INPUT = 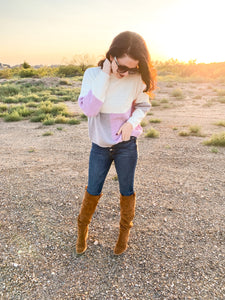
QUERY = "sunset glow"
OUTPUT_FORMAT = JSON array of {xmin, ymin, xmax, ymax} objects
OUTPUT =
[{"xmin": 1, "ymin": 0, "xmax": 225, "ymax": 65}]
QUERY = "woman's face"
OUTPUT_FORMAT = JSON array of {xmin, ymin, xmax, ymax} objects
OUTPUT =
[{"xmin": 110, "ymin": 54, "xmax": 139, "ymax": 79}]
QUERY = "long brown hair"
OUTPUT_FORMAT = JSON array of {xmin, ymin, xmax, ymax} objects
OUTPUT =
[{"xmin": 98, "ymin": 31, "xmax": 157, "ymax": 96}]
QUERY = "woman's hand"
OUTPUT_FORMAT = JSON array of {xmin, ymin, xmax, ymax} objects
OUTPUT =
[
  {"xmin": 102, "ymin": 58, "xmax": 112, "ymax": 75},
  {"xmin": 117, "ymin": 122, "xmax": 133, "ymax": 141}
]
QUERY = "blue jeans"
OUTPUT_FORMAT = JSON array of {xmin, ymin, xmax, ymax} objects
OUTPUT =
[{"xmin": 87, "ymin": 137, "xmax": 138, "ymax": 196}]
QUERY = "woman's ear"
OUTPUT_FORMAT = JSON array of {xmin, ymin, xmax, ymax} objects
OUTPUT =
[{"xmin": 109, "ymin": 55, "xmax": 113, "ymax": 62}]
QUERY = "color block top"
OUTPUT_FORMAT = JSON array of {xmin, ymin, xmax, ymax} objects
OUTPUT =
[{"xmin": 78, "ymin": 67, "xmax": 151, "ymax": 147}]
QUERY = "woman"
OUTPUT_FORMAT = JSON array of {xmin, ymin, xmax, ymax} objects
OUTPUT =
[{"xmin": 76, "ymin": 31, "xmax": 156, "ymax": 255}]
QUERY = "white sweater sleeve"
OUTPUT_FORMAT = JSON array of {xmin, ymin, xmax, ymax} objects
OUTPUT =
[
  {"xmin": 127, "ymin": 80, "xmax": 151, "ymax": 128},
  {"xmin": 78, "ymin": 68, "xmax": 110, "ymax": 117}
]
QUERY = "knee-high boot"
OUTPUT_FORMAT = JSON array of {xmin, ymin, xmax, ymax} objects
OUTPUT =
[
  {"xmin": 114, "ymin": 193, "xmax": 136, "ymax": 255},
  {"xmin": 76, "ymin": 188, "xmax": 102, "ymax": 254}
]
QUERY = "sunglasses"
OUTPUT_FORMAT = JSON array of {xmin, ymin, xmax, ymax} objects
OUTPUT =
[{"xmin": 114, "ymin": 57, "xmax": 139, "ymax": 74}]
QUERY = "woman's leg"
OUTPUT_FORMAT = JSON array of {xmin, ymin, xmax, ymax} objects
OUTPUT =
[
  {"xmin": 113, "ymin": 138, "xmax": 138, "ymax": 255},
  {"xmin": 76, "ymin": 143, "xmax": 113, "ymax": 254},
  {"xmin": 114, "ymin": 138, "xmax": 138, "ymax": 196},
  {"xmin": 87, "ymin": 143, "xmax": 113, "ymax": 195}
]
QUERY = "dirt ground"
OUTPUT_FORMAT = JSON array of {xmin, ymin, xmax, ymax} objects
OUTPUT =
[{"xmin": 1, "ymin": 79, "xmax": 225, "ymax": 299}]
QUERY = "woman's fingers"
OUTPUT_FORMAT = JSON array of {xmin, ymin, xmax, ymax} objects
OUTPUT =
[
  {"xmin": 117, "ymin": 122, "xmax": 133, "ymax": 141},
  {"xmin": 102, "ymin": 59, "xmax": 112, "ymax": 75}
]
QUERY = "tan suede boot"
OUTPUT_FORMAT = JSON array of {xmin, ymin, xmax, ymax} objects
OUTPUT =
[
  {"xmin": 76, "ymin": 188, "xmax": 102, "ymax": 254},
  {"xmin": 114, "ymin": 193, "xmax": 136, "ymax": 255}
]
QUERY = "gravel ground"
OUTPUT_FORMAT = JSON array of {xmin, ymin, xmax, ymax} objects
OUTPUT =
[{"xmin": 0, "ymin": 79, "xmax": 225, "ymax": 299}]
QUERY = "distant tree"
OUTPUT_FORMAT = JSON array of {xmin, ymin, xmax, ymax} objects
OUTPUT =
[
  {"xmin": 22, "ymin": 61, "xmax": 31, "ymax": 69},
  {"xmin": 71, "ymin": 54, "xmax": 97, "ymax": 71}
]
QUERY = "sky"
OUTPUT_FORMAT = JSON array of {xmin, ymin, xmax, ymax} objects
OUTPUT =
[{"xmin": 1, "ymin": 0, "xmax": 225, "ymax": 66}]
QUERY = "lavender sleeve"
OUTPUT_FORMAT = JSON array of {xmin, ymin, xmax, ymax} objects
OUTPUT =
[{"xmin": 78, "ymin": 68, "xmax": 110, "ymax": 117}]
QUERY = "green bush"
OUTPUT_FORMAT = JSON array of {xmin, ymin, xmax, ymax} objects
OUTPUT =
[
  {"xmin": 140, "ymin": 120, "xmax": 147, "ymax": 127},
  {"xmin": 80, "ymin": 113, "xmax": 88, "ymax": 121},
  {"xmin": 0, "ymin": 84, "xmax": 20, "ymax": 98},
  {"xmin": 42, "ymin": 131, "xmax": 53, "ymax": 136},
  {"xmin": 30, "ymin": 113, "xmax": 46, "ymax": 122},
  {"xmin": 145, "ymin": 127, "xmax": 160, "ymax": 138},
  {"xmin": 214, "ymin": 120, "xmax": 225, "ymax": 127},
  {"xmin": 57, "ymin": 65, "xmax": 84, "ymax": 77},
  {"xmin": 203, "ymin": 132, "xmax": 225, "ymax": 147},
  {"xmin": 22, "ymin": 61, "xmax": 31, "ymax": 69},
  {"xmin": 19, "ymin": 68, "xmax": 38, "ymax": 78},
  {"xmin": 3, "ymin": 96, "xmax": 20, "ymax": 104},
  {"xmin": 0, "ymin": 104, "xmax": 7, "ymax": 112},
  {"xmin": 4, "ymin": 111, "xmax": 22, "ymax": 122},
  {"xmin": 217, "ymin": 89, "xmax": 225, "ymax": 96},
  {"xmin": 0, "ymin": 69, "xmax": 13, "ymax": 79},
  {"xmin": 42, "ymin": 115, "xmax": 55, "ymax": 125},
  {"xmin": 55, "ymin": 115, "xmax": 69, "ymax": 124},
  {"xmin": 171, "ymin": 88, "xmax": 183, "ymax": 99},
  {"xmin": 189, "ymin": 125, "xmax": 202, "ymax": 135},
  {"xmin": 151, "ymin": 100, "xmax": 160, "ymax": 107},
  {"xmin": 67, "ymin": 118, "xmax": 81, "ymax": 125},
  {"xmin": 150, "ymin": 118, "xmax": 161, "ymax": 123},
  {"xmin": 179, "ymin": 131, "xmax": 190, "ymax": 136}
]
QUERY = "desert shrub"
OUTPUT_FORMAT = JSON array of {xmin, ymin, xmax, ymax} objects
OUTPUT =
[
  {"xmin": 3, "ymin": 96, "xmax": 20, "ymax": 104},
  {"xmin": 189, "ymin": 125, "xmax": 202, "ymax": 136},
  {"xmin": 217, "ymin": 89, "xmax": 225, "ymax": 96},
  {"xmin": 80, "ymin": 113, "xmax": 88, "ymax": 121},
  {"xmin": 179, "ymin": 131, "xmax": 190, "ymax": 136},
  {"xmin": 171, "ymin": 88, "xmax": 183, "ymax": 99},
  {"xmin": 30, "ymin": 114, "xmax": 46, "ymax": 122},
  {"xmin": 150, "ymin": 118, "xmax": 161, "ymax": 123},
  {"xmin": 38, "ymin": 101, "xmax": 54, "ymax": 114},
  {"xmin": 42, "ymin": 115, "xmax": 55, "ymax": 125},
  {"xmin": 59, "ymin": 79, "xmax": 70, "ymax": 85},
  {"xmin": 160, "ymin": 98, "xmax": 169, "ymax": 103},
  {"xmin": 36, "ymin": 67, "xmax": 58, "ymax": 77},
  {"xmin": 57, "ymin": 65, "xmax": 84, "ymax": 77},
  {"xmin": 61, "ymin": 95, "xmax": 72, "ymax": 101},
  {"xmin": 51, "ymin": 103, "xmax": 70, "ymax": 116},
  {"xmin": 140, "ymin": 120, "xmax": 147, "ymax": 127},
  {"xmin": 151, "ymin": 100, "xmax": 160, "ymax": 107},
  {"xmin": 25, "ymin": 94, "xmax": 41, "ymax": 102},
  {"xmin": 0, "ymin": 69, "xmax": 13, "ymax": 79},
  {"xmin": 4, "ymin": 111, "xmax": 22, "ymax": 122},
  {"xmin": 67, "ymin": 118, "xmax": 81, "ymax": 125},
  {"xmin": 179, "ymin": 125, "xmax": 204, "ymax": 137},
  {"xmin": 13, "ymin": 105, "xmax": 33, "ymax": 117},
  {"xmin": 42, "ymin": 131, "xmax": 53, "ymax": 136},
  {"xmin": 0, "ymin": 104, "xmax": 7, "ymax": 112},
  {"xmin": 47, "ymin": 96, "xmax": 60, "ymax": 103},
  {"xmin": 53, "ymin": 89, "xmax": 69, "ymax": 96},
  {"xmin": 29, "ymin": 84, "xmax": 46, "ymax": 93},
  {"xmin": 0, "ymin": 84, "xmax": 20, "ymax": 98},
  {"xmin": 145, "ymin": 127, "xmax": 160, "ymax": 138},
  {"xmin": 22, "ymin": 61, "xmax": 31, "ymax": 69},
  {"xmin": 19, "ymin": 68, "xmax": 38, "ymax": 78},
  {"xmin": 214, "ymin": 120, "xmax": 225, "ymax": 127},
  {"xmin": 211, "ymin": 147, "xmax": 219, "ymax": 153},
  {"xmin": 54, "ymin": 115, "xmax": 69, "ymax": 124},
  {"xmin": 217, "ymin": 97, "xmax": 225, "ymax": 104},
  {"xmin": 7, "ymin": 104, "xmax": 34, "ymax": 117},
  {"xmin": 203, "ymin": 132, "xmax": 225, "ymax": 147}
]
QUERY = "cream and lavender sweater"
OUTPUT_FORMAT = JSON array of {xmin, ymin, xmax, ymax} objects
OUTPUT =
[{"xmin": 78, "ymin": 67, "xmax": 151, "ymax": 147}]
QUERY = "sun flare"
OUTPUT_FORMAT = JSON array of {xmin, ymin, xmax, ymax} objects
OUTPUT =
[{"xmin": 134, "ymin": 0, "xmax": 225, "ymax": 63}]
